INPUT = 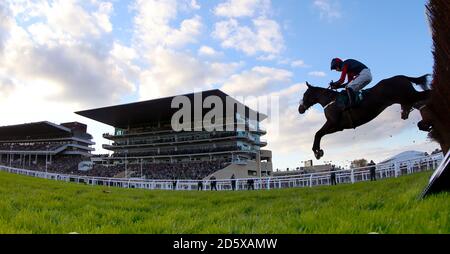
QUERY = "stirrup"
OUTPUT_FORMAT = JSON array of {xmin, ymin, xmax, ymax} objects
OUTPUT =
[{"xmin": 346, "ymin": 88, "xmax": 355, "ymax": 108}]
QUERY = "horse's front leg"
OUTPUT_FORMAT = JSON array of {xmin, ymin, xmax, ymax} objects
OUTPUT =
[{"xmin": 312, "ymin": 121, "xmax": 338, "ymax": 160}]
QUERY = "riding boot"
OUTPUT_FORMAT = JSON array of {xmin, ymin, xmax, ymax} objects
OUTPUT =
[
  {"xmin": 346, "ymin": 88, "xmax": 355, "ymax": 110},
  {"xmin": 335, "ymin": 91, "xmax": 346, "ymax": 111}
]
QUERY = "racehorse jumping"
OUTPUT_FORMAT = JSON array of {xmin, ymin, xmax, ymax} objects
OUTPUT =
[{"xmin": 298, "ymin": 75, "xmax": 431, "ymax": 160}]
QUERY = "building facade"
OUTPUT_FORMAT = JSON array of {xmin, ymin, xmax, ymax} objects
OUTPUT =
[
  {"xmin": 77, "ymin": 90, "xmax": 273, "ymax": 179},
  {"xmin": 0, "ymin": 121, "xmax": 94, "ymax": 170}
]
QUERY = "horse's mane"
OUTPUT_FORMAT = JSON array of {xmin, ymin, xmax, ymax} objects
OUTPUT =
[{"xmin": 309, "ymin": 86, "xmax": 339, "ymax": 95}]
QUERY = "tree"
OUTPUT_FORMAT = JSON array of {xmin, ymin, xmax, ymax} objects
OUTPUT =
[
  {"xmin": 431, "ymin": 148, "xmax": 442, "ymax": 155},
  {"xmin": 350, "ymin": 159, "xmax": 368, "ymax": 169}
]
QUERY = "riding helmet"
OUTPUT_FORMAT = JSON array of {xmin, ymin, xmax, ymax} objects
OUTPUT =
[{"xmin": 331, "ymin": 58, "xmax": 343, "ymax": 70}]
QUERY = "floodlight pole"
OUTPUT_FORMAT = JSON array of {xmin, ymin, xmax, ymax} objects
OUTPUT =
[
  {"xmin": 140, "ymin": 158, "xmax": 143, "ymax": 179},
  {"xmin": 125, "ymin": 150, "xmax": 128, "ymax": 179},
  {"xmin": 45, "ymin": 145, "xmax": 49, "ymax": 177},
  {"xmin": 45, "ymin": 152, "xmax": 47, "ymax": 176},
  {"xmin": 9, "ymin": 145, "xmax": 13, "ymax": 167}
]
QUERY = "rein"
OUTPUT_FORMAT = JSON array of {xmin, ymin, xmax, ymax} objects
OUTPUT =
[
  {"xmin": 318, "ymin": 85, "xmax": 338, "ymax": 108},
  {"xmin": 300, "ymin": 84, "xmax": 339, "ymax": 111}
]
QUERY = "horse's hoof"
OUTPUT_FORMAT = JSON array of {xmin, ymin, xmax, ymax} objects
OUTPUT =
[
  {"xmin": 418, "ymin": 121, "xmax": 432, "ymax": 132},
  {"xmin": 314, "ymin": 150, "xmax": 324, "ymax": 160},
  {"xmin": 401, "ymin": 112, "xmax": 409, "ymax": 120},
  {"xmin": 298, "ymin": 105, "xmax": 306, "ymax": 114}
]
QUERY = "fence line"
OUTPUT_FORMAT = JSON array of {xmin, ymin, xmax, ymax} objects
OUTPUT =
[{"xmin": 0, "ymin": 153, "xmax": 444, "ymax": 192}]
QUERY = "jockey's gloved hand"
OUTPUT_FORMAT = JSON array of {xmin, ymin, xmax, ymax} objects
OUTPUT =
[{"xmin": 330, "ymin": 81, "xmax": 341, "ymax": 90}]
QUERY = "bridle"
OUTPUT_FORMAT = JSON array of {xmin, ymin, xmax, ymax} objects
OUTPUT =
[{"xmin": 300, "ymin": 84, "xmax": 336, "ymax": 111}]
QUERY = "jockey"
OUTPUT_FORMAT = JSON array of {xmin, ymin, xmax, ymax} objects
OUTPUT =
[{"xmin": 330, "ymin": 58, "xmax": 372, "ymax": 109}]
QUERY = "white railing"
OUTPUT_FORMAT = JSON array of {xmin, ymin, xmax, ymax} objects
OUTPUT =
[{"xmin": 0, "ymin": 153, "xmax": 444, "ymax": 191}]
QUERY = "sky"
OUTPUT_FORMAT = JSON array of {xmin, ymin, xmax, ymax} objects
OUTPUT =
[{"xmin": 0, "ymin": 0, "xmax": 439, "ymax": 170}]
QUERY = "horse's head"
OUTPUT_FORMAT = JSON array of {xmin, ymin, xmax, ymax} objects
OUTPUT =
[{"xmin": 298, "ymin": 82, "xmax": 320, "ymax": 114}]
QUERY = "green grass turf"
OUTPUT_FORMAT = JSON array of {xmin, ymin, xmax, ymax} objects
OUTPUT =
[{"xmin": 0, "ymin": 170, "xmax": 448, "ymax": 234}]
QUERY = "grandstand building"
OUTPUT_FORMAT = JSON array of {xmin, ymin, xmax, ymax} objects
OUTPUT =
[
  {"xmin": 76, "ymin": 89, "xmax": 273, "ymax": 180},
  {"xmin": 0, "ymin": 121, "xmax": 94, "ymax": 171}
]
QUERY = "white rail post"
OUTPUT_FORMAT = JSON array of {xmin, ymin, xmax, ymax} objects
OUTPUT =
[
  {"xmin": 394, "ymin": 163, "xmax": 400, "ymax": 178},
  {"xmin": 351, "ymin": 169, "xmax": 355, "ymax": 184}
]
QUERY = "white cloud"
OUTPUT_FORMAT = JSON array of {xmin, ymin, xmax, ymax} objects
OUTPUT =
[
  {"xmin": 132, "ymin": 0, "xmax": 235, "ymax": 100},
  {"xmin": 214, "ymin": 0, "xmax": 271, "ymax": 18},
  {"xmin": 313, "ymin": 0, "xmax": 342, "ymax": 20},
  {"xmin": 110, "ymin": 42, "xmax": 138, "ymax": 63},
  {"xmin": 291, "ymin": 60, "xmax": 309, "ymax": 68},
  {"xmin": 0, "ymin": 2, "xmax": 13, "ymax": 52},
  {"xmin": 198, "ymin": 46, "xmax": 223, "ymax": 58},
  {"xmin": 21, "ymin": 0, "xmax": 114, "ymax": 45},
  {"xmin": 139, "ymin": 48, "xmax": 242, "ymax": 99},
  {"xmin": 212, "ymin": 0, "xmax": 284, "ymax": 57},
  {"xmin": 257, "ymin": 54, "xmax": 278, "ymax": 61},
  {"xmin": 0, "ymin": 0, "xmax": 137, "ymax": 109},
  {"xmin": 308, "ymin": 71, "xmax": 327, "ymax": 77},
  {"xmin": 189, "ymin": 0, "xmax": 201, "ymax": 10},
  {"xmin": 213, "ymin": 17, "xmax": 284, "ymax": 56},
  {"xmin": 132, "ymin": 0, "xmax": 202, "ymax": 49},
  {"xmin": 93, "ymin": 2, "xmax": 114, "ymax": 33},
  {"xmin": 0, "ymin": 0, "xmax": 140, "ymax": 155},
  {"xmin": 0, "ymin": 75, "xmax": 15, "ymax": 97},
  {"xmin": 0, "ymin": 80, "xmax": 115, "ymax": 155},
  {"xmin": 133, "ymin": 0, "xmax": 255, "ymax": 104},
  {"xmin": 221, "ymin": 66, "xmax": 292, "ymax": 96},
  {"xmin": 5, "ymin": 45, "xmax": 136, "ymax": 107}
]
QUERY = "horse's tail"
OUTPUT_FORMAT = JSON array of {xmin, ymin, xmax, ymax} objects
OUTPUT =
[{"xmin": 405, "ymin": 74, "xmax": 432, "ymax": 90}]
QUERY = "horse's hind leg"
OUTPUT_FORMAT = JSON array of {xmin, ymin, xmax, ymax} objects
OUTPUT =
[
  {"xmin": 417, "ymin": 106, "xmax": 433, "ymax": 132},
  {"xmin": 312, "ymin": 121, "xmax": 341, "ymax": 160},
  {"xmin": 401, "ymin": 104, "xmax": 413, "ymax": 120},
  {"xmin": 401, "ymin": 89, "xmax": 430, "ymax": 120}
]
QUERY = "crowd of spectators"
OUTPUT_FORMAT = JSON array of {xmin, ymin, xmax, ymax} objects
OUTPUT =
[
  {"xmin": 105, "ymin": 125, "xmax": 173, "ymax": 137},
  {"xmin": 128, "ymin": 160, "xmax": 230, "ymax": 180},
  {"xmin": 0, "ymin": 142, "xmax": 64, "ymax": 152},
  {"xmin": 0, "ymin": 156, "xmax": 229, "ymax": 180},
  {"xmin": 1, "ymin": 133, "xmax": 72, "ymax": 141},
  {"xmin": 1, "ymin": 156, "xmax": 84, "ymax": 174},
  {"xmin": 108, "ymin": 132, "xmax": 238, "ymax": 146},
  {"xmin": 111, "ymin": 132, "xmax": 240, "ymax": 147},
  {"xmin": 112, "ymin": 145, "xmax": 241, "ymax": 158}
]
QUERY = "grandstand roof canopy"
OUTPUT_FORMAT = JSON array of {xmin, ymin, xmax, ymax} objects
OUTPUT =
[
  {"xmin": 379, "ymin": 151, "xmax": 427, "ymax": 164},
  {"xmin": 0, "ymin": 121, "xmax": 72, "ymax": 141},
  {"xmin": 76, "ymin": 89, "xmax": 267, "ymax": 129}
]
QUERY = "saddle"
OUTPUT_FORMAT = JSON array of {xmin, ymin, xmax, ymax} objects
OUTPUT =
[
  {"xmin": 335, "ymin": 90, "xmax": 368, "ymax": 129},
  {"xmin": 336, "ymin": 90, "xmax": 367, "ymax": 108}
]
